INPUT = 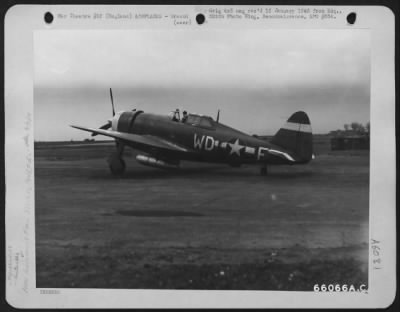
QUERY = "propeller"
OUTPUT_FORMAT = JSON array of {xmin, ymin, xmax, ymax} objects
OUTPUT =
[
  {"xmin": 216, "ymin": 109, "xmax": 220, "ymax": 123},
  {"xmin": 110, "ymin": 87, "xmax": 115, "ymax": 117},
  {"xmin": 91, "ymin": 88, "xmax": 115, "ymax": 136}
]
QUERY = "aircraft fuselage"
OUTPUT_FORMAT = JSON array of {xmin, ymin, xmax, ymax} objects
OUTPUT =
[{"xmin": 114, "ymin": 111, "xmax": 298, "ymax": 166}]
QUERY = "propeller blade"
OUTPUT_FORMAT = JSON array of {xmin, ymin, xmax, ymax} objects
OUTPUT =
[
  {"xmin": 92, "ymin": 88, "xmax": 115, "ymax": 137},
  {"xmin": 91, "ymin": 122, "xmax": 111, "ymax": 136},
  {"xmin": 110, "ymin": 88, "xmax": 115, "ymax": 116},
  {"xmin": 99, "ymin": 122, "xmax": 111, "ymax": 130},
  {"xmin": 216, "ymin": 109, "xmax": 220, "ymax": 123}
]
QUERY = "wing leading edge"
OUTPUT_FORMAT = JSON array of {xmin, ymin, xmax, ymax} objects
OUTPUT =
[{"xmin": 70, "ymin": 125, "xmax": 191, "ymax": 153}]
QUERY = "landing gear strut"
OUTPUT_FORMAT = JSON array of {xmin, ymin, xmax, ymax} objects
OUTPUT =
[
  {"xmin": 108, "ymin": 153, "xmax": 126, "ymax": 175},
  {"xmin": 107, "ymin": 141, "xmax": 126, "ymax": 176},
  {"xmin": 260, "ymin": 164, "xmax": 268, "ymax": 176}
]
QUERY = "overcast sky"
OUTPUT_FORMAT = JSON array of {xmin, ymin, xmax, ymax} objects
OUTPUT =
[{"xmin": 34, "ymin": 29, "xmax": 370, "ymax": 141}]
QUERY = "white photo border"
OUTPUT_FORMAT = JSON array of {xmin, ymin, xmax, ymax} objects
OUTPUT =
[{"xmin": 4, "ymin": 4, "xmax": 396, "ymax": 308}]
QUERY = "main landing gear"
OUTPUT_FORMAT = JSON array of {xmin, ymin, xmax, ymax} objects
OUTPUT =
[
  {"xmin": 260, "ymin": 164, "xmax": 268, "ymax": 176},
  {"xmin": 108, "ymin": 153, "xmax": 126, "ymax": 175},
  {"xmin": 107, "ymin": 142, "xmax": 126, "ymax": 176}
]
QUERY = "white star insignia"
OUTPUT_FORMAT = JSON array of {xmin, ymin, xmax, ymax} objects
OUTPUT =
[{"xmin": 228, "ymin": 139, "xmax": 244, "ymax": 156}]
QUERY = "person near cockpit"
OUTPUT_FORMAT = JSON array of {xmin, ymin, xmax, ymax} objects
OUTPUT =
[{"xmin": 168, "ymin": 109, "xmax": 180, "ymax": 122}]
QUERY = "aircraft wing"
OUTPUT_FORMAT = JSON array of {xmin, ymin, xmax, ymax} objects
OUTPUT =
[{"xmin": 70, "ymin": 125, "xmax": 192, "ymax": 153}]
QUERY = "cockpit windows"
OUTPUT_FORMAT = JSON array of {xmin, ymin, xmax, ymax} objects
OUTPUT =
[
  {"xmin": 186, "ymin": 115, "xmax": 214, "ymax": 129},
  {"xmin": 186, "ymin": 115, "xmax": 201, "ymax": 125},
  {"xmin": 199, "ymin": 117, "xmax": 213, "ymax": 128}
]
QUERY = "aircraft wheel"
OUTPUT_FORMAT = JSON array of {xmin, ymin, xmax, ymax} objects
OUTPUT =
[
  {"xmin": 260, "ymin": 166, "xmax": 268, "ymax": 176},
  {"xmin": 108, "ymin": 154, "xmax": 126, "ymax": 176}
]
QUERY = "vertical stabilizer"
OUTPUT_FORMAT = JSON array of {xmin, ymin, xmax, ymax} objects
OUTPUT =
[{"xmin": 271, "ymin": 111, "xmax": 313, "ymax": 162}]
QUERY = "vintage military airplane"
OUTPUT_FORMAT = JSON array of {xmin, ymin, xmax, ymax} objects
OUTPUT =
[{"xmin": 71, "ymin": 89, "xmax": 313, "ymax": 176}]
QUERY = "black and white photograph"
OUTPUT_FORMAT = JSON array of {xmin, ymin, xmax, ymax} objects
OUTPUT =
[
  {"xmin": 5, "ymin": 5, "xmax": 396, "ymax": 309},
  {"xmin": 34, "ymin": 27, "xmax": 371, "ymax": 289}
]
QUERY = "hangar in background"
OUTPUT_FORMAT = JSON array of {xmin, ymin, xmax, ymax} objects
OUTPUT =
[{"xmin": 330, "ymin": 135, "xmax": 370, "ymax": 151}]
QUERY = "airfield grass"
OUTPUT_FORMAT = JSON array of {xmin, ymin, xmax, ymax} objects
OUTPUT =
[{"xmin": 35, "ymin": 140, "xmax": 369, "ymax": 290}]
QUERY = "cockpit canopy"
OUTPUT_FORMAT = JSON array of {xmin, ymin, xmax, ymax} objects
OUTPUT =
[{"xmin": 186, "ymin": 114, "xmax": 215, "ymax": 128}]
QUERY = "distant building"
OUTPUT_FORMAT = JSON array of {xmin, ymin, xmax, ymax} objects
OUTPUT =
[{"xmin": 330, "ymin": 135, "xmax": 369, "ymax": 150}]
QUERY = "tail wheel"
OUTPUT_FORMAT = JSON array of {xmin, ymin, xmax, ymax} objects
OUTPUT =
[
  {"xmin": 108, "ymin": 153, "xmax": 126, "ymax": 176},
  {"xmin": 260, "ymin": 166, "xmax": 268, "ymax": 176}
]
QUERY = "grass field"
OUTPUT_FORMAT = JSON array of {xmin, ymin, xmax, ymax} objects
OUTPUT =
[{"xmin": 35, "ymin": 138, "xmax": 369, "ymax": 290}]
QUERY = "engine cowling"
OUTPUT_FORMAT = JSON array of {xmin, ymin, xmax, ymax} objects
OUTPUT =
[{"xmin": 112, "ymin": 110, "xmax": 143, "ymax": 132}]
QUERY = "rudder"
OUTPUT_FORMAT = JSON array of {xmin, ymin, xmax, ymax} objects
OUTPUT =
[{"xmin": 271, "ymin": 111, "xmax": 313, "ymax": 162}]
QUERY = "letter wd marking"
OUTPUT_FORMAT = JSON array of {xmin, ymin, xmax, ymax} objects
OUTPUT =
[
  {"xmin": 205, "ymin": 136, "xmax": 215, "ymax": 151},
  {"xmin": 194, "ymin": 133, "xmax": 205, "ymax": 149}
]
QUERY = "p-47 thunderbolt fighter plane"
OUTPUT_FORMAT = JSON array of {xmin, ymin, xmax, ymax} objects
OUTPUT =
[{"xmin": 71, "ymin": 89, "xmax": 313, "ymax": 176}]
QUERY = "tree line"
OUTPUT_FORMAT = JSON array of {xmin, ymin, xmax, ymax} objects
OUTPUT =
[{"xmin": 330, "ymin": 122, "xmax": 370, "ymax": 136}]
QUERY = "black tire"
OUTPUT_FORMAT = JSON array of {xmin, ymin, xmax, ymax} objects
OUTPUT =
[
  {"xmin": 260, "ymin": 166, "xmax": 268, "ymax": 176},
  {"xmin": 108, "ymin": 154, "xmax": 126, "ymax": 176}
]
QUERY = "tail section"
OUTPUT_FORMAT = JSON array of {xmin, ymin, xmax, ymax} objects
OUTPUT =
[{"xmin": 271, "ymin": 111, "xmax": 313, "ymax": 163}]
